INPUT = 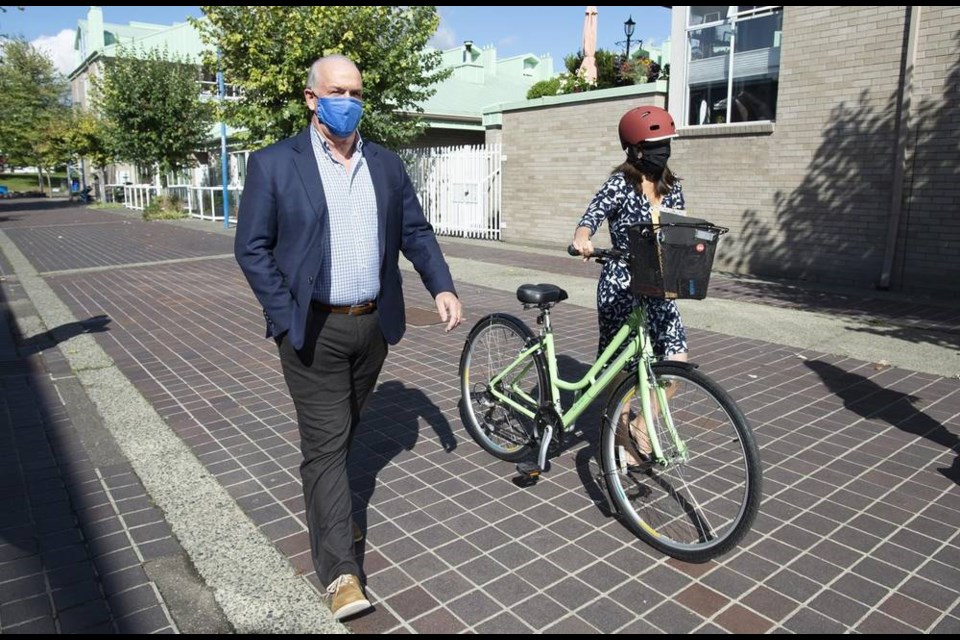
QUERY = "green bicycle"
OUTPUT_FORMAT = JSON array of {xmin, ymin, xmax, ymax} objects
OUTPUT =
[{"xmin": 458, "ymin": 225, "xmax": 762, "ymax": 563}]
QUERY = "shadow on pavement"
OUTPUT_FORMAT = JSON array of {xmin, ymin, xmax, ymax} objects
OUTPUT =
[
  {"xmin": 349, "ymin": 379, "xmax": 457, "ymax": 555},
  {"xmin": 18, "ymin": 316, "xmax": 112, "ymax": 356},
  {"xmin": 0, "ymin": 199, "xmax": 85, "ymax": 215},
  {"xmin": 0, "ymin": 282, "xmax": 147, "ymax": 631},
  {"xmin": 805, "ymin": 359, "xmax": 959, "ymax": 485}
]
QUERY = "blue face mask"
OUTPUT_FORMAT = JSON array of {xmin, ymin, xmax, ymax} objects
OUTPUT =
[{"xmin": 316, "ymin": 96, "xmax": 364, "ymax": 138}]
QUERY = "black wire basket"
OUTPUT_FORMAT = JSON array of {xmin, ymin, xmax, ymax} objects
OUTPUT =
[{"xmin": 627, "ymin": 211, "xmax": 728, "ymax": 300}]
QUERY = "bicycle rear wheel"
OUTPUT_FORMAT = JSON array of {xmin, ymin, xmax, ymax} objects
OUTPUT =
[
  {"xmin": 601, "ymin": 363, "xmax": 762, "ymax": 562},
  {"xmin": 459, "ymin": 314, "xmax": 547, "ymax": 462}
]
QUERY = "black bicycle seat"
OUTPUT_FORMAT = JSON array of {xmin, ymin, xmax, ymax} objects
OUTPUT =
[{"xmin": 517, "ymin": 284, "xmax": 568, "ymax": 305}]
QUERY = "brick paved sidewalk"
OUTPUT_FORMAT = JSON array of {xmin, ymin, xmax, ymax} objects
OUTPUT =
[
  {"xmin": 2, "ymin": 201, "xmax": 958, "ymax": 633},
  {"xmin": 1, "ymin": 251, "xmax": 181, "ymax": 633}
]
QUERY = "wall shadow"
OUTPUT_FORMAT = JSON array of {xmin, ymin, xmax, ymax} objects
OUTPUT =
[
  {"xmin": 0, "ymin": 280, "xmax": 150, "ymax": 631},
  {"xmin": 804, "ymin": 359, "xmax": 958, "ymax": 485},
  {"xmin": 734, "ymin": 16, "xmax": 960, "ymax": 323}
]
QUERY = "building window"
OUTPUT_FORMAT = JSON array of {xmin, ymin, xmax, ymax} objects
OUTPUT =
[{"xmin": 686, "ymin": 6, "xmax": 782, "ymax": 125}]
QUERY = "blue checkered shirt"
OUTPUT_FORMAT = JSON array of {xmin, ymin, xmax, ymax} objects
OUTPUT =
[{"xmin": 309, "ymin": 126, "xmax": 380, "ymax": 305}]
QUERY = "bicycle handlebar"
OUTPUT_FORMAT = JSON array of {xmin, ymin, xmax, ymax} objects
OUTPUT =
[
  {"xmin": 568, "ymin": 221, "xmax": 729, "ymax": 264},
  {"xmin": 567, "ymin": 244, "xmax": 624, "ymax": 263}
]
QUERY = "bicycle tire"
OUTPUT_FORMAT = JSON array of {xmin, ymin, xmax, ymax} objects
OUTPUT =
[
  {"xmin": 601, "ymin": 362, "xmax": 762, "ymax": 562},
  {"xmin": 458, "ymin": 314, "xmax": 548, "ymax": 462}
]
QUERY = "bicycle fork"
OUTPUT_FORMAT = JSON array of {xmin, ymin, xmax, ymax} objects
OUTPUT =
[{"xmin": 637, "ymin": 359, "xmax": 688, "ymax": 464}]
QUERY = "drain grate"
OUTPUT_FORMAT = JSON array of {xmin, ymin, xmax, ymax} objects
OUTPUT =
[{"xmin": 405, "ymin": 306, "xmax": 443, "ymax": 327}]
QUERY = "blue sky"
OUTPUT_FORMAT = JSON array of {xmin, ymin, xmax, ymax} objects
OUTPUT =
[{"xmin": 2, "ymin": 6, "xmax": 672, "ymax": 75}]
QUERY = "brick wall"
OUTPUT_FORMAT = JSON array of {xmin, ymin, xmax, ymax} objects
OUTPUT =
[
  {"xmin": 492, "ymin": 7, "xmax": 959, "ymax": 295},
  {"xmin": 498, "ymin": 91, "xmax": 667, "ymax": 249},
  {"xmin": 897, "ymin": 6, "xmax": 960, "ymax": 294},
  {"xmin": 675, "ymin": 6, "xmax": 910, "ymax": 289}
]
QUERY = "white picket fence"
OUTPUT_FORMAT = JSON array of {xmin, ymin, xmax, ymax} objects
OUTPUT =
[
  {"xmin": 403, "ymin": 144, "xmax": 502, "ymax": 240},
  {"xmin": 103, "ymin": 145, "xmax": 502, "ymax": 237}
]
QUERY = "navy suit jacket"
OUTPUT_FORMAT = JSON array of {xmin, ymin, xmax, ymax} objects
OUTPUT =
[{"xmin": 235, "ymin": 127, "xmax": 456, "ymax": 351}]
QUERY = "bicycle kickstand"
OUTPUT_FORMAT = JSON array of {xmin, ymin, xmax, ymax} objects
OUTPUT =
[{"xmin": 514, "ymin": 423, "xmax": 553, "ymax": 487}]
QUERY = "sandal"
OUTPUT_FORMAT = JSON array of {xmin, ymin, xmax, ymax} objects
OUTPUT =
[{"xmin": 615, "ymin": 411, "xmax": 653, "ymax": 469}]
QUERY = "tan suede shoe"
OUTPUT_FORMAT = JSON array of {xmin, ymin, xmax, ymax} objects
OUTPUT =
[{"xmin": 326, "ymin": 574, "xmax": 372, "ymax": 620}]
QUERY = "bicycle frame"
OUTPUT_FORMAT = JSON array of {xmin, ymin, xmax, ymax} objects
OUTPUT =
[{"xmin": 486, "ymin": 306, "xmax": 685, "ymax": 463}]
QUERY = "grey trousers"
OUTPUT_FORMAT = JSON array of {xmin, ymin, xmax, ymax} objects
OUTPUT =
[{"xmin": 278, "ymin": 307, "xmax": 387, "ymax": 587}]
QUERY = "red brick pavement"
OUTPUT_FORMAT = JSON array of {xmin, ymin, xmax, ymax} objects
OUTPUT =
[{"xmin": 2, "ymin": 203, "xmax": 958, "ymax": 633}]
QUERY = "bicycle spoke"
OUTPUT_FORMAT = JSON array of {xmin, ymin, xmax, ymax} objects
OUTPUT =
[
  {"xmin": 602, "ymin": 365, "xmax": 761, "ymax": 562},
  {"xmin": 460, "ymin": 317, "xmax": 544, "ymax": 462}
]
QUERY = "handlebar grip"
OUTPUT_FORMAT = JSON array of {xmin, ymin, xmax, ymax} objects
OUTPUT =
[{"xmin": 567, "ymin": 244, "xmax": 581, "ymax": 257}]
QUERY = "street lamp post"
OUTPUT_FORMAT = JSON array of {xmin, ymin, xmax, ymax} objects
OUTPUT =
[
  {"xmin": 624, "ymin": 15, "xmax": 636, "ymax": 59},
  {"xmin": 217, "ymin": 49, "xmax": 230, "ymax": 229}
]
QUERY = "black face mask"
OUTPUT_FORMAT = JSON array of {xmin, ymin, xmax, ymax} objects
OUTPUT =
[{"xmin": 628, "ymin": 140, "xmax": 671, "ymax": 176}]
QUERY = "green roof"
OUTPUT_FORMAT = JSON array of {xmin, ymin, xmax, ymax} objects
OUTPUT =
[{"xmin": 414, "ymin": 45, "xmax": 554, "ymax": 125}]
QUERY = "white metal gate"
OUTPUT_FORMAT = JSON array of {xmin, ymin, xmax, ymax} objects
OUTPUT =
[{"xmin": 402, "ymin": 144, "xmax": 502, "ymax": 240}]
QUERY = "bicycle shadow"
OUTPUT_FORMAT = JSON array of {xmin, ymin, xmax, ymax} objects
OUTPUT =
[
  {"xmin": 555, "ymin": 354, "xmax": 619, "ymax": 516},
  {"xmin": 347, "ymin": 379, "xmax": 457, "ymax": 576},
  {"xmin": 554, "ymin": 353, "xmax": 605, "ymax": 441},
  {"xmin": 805, "ymin": 360, "xmax": 959, "ymax": 486}
]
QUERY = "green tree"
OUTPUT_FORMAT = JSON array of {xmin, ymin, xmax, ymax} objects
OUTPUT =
[
  {"xmin": 59, "ymin": 107, "xmax": 114, "ymax": 192},
  {"xmin": 193, "ymin": 6, "xmax": 450, "ymax": 149},
  {"xmin": 0, "ymin": 38, "xmax": 67, "ymax": 190},
  {"xmin": 96, "ymin": 45, "xmax": 213, "ymax": 190},
  {"xmin": 36, "ymin": 118, "xmax": 73, "ymax": 189}
]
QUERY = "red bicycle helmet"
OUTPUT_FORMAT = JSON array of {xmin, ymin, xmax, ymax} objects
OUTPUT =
[{"xmin": 618, "ymin": 105, "xmax": 677, "ymax": 148}]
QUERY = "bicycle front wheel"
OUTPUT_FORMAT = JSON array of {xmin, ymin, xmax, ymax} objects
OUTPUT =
[
  {"xmin": 459, "ymin": 314, "xmax": 547, "ymax": 462},
  {"xmin": 601, "ymin": 363, "xmax": 762, "ymax": 563}
]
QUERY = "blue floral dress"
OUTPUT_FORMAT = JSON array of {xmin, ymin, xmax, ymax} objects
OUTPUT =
[{"xmin": 577, "ymin": 172, "xmax": 688, "ymax": 358}]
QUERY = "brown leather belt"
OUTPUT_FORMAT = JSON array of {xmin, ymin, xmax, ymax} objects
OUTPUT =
[{"xmin": 312, "ymin": 301, "xmax": 377, "ymax": 316}]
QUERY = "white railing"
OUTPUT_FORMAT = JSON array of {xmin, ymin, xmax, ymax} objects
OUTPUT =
[
  {"xmin": 402, "ymin": 144, "xmax": 502, "ymax": 240},
  {"xmin": 198, "ymin": 80, "xmax": 245, "ymax": 101},
  {"xmin": 182, "ymin": 185, "xmax": 243, "ymax": 222},
  {"xmin": 104, "ymin": 183, "xmax": 241, "ymax": 223},
  {"xmin": 103, "ymin": 183, "xmax": 160, "ymax": 210}
]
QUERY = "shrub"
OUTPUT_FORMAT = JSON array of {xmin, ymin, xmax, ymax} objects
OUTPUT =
[
  {"xmin": 620, "ymin": 57, "xmax": 653, "ymax": 85},
  {"xmin": 142, "ymin": 194, "xmax": 186, "ymax": 220},
  {"xmin": 556, "ymin": 70, "xmax": 594, "ymax": 94},
  {"xmin": 527, "ymin": 77, "xmax": 562, "ymax": 99},
  {"xmin": 562, "ymin": 48, "xmax": 627, "ymax": 90}
]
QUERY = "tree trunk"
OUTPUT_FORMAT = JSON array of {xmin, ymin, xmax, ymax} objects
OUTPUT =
[{"xmin": 96, "ymin": 169, "xmax": 106, "ymax": 202}]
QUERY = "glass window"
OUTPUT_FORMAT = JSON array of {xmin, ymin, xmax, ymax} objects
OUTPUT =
[
  {"xmin": 735, "ymin": 11, "xmax": 782, "ymax": 52},
  {"xmin": 689, "ymin": 6, "xmax": 729, "ymax": 26},
  {"xmin": 686, "ymin": 6, "xmax": 782, "ymax": 125}
]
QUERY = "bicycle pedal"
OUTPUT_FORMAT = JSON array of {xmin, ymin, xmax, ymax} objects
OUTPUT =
[{"xmin": 513, "ymin": 462, "xmax": 542, "ymax": 487}]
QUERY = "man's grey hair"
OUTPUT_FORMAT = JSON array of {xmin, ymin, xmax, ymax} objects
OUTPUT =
[{"xmin": 306, "ymin": 54, "xmax": 359, "ymax": 89}]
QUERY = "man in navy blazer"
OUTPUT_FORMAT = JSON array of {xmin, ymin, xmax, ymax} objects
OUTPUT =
[{"xmin": 235, "ymin": 54, "xmax": 462, "ymax": 621}]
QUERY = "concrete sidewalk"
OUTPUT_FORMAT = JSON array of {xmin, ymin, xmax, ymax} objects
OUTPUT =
[{"xmin": 1, "ymin": 200, "xmax": 958, "ymax": 633}]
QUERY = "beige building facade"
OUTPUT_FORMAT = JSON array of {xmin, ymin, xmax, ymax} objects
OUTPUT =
[{"xmin": 491, "ymin": 6, "xmax": 959, "ymax": 296}]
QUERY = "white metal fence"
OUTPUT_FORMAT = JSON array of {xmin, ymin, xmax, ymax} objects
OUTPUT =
[
  {"xmin": 402, "ymin": 144, "xmax": 502, "ymax": 240},
  {"xmin": 105, "ymin": 183, "xmax": 158, "ymax": 210},
  {"xmin": 105, "ymin": 183, "xmax": 241, "ymax": 222},
  {"xmin": 103, "ymin": 144, "xmax": 502, "ymax": 235}
]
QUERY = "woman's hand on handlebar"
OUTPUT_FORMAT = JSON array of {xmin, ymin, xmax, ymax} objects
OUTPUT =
[{"xmin": 571, "ymin": 227, "xmax": 594, "ymax": 262}]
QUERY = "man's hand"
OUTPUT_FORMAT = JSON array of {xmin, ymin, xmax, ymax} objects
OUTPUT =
[{"xmin": 435, "ymin": 292, "xmax": 463, "ymax": 332}]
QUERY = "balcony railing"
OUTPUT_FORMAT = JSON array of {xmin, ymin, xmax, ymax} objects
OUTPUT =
[{"xmin": 198, "ymin": 80, "xmax": 244, "ymax": 101}]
